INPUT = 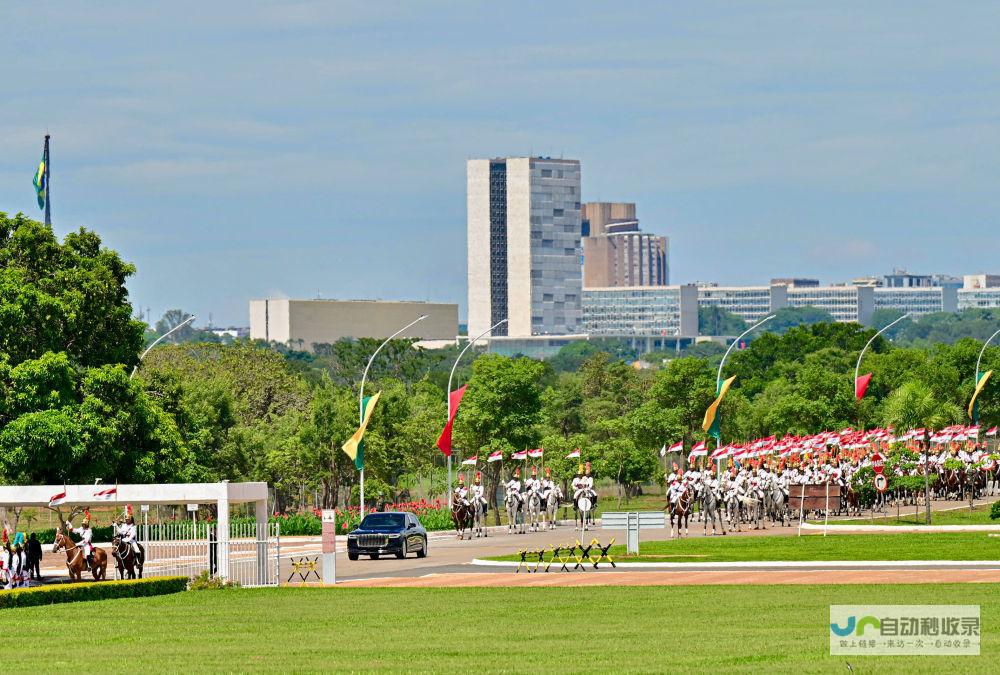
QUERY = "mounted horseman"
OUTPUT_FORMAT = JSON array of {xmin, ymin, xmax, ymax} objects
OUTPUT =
[
  {"xmin": 55, "ymin": 511, "xmax": 108, "ymax": 581},
  {"xmin": 574, "ymin": 462, "xmax": 597, "ymax": 530},
  {"xmin": 451, "ymin": 474, "xmax": 474, "ymax": 540},
  {"xmin": 470, "ymin": 471, "xmax": 488, "ymax": 538},
  {"xmin": 505, "ymin": 467, "xmax": 525, "ymax": 534},
  {"xmin": 113, "ymin": 505, "xmax": 145, "ymax": 579}
]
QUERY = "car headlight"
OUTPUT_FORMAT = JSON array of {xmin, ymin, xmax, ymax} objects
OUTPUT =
[{"xmin": 347, "ymin": 534, "xmax": 357, "ymax": 539}]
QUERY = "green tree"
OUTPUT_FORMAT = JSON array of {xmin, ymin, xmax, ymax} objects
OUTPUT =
[
  {"xmin": 881, "ymin": 381, "xmax": 962, "ymax": 523},
  {"xmin": 698, "ymin": 306, "xmax": 748, "ymax": 336},
  {"xmin": 0, "ymin": 213, "xmax": 145, "ymax": 368}
]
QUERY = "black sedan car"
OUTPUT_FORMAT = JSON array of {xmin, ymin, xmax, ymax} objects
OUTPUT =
[{"xmin": 347, "ymin": 511, "xmax": 428, "ymax": 560}]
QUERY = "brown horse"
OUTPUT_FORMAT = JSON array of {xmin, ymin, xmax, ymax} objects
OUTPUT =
[
  {"xmin": 669, "ymin": 484, "xmax": 693, "ymax": 538},
  {"xmin": 52, "ymin": 531, "xmax": 108, "ymax": 582},
  {"xmin": 451, "ymin": 497, "xmax": 474, "ymax": 540},
  {"xmin": 112, "ymin": 535, "xmax": 145, "ymax": 580}
]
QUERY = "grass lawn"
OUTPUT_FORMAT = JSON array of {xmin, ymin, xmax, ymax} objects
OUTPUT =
[
  {"xmin": 6, "ymin": 584, "xmax": 999, "ymax": 672},
  {"xmin": 822, "ymin": 503, "xmax": 1000, "ymax": 526},
  {"xmin": 488, "ymin": 532, "xmax": 1000, "ymax": 563}
]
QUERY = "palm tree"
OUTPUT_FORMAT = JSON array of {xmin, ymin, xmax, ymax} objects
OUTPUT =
[{"xmin": 881, "ymin": 381, "xmax": 962, "ymax": 524}]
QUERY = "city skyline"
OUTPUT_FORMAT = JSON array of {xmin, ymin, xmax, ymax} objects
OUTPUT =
[{"xmin": 4, "ymin": 4, "xmax": 1000, "ymax": 326}]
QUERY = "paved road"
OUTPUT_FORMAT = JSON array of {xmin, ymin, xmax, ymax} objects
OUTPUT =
[{"xmin": 32, "ymin": 498, "xmax": 986, "ymax": 584}]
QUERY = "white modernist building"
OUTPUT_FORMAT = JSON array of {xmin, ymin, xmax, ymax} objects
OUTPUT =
[
  {"xmin": 582, "ymin": 285, "xmax": 699, "ymax": 337},
  {"xmin": 249, "ymin": 299, "xmax": 458, "ymax": 351},
  {"xmin": 697, "ymin": 285, "xmax": 786, "ymax": 324},
  {"xmin": 467, "ymin": 156, "xmax": 582, "ymax": 339},
  {"xmin": 874, "ymin": 287, "xmax": 957, "ymax": 317}
]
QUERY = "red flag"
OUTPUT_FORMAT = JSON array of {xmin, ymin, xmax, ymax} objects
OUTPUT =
[
  {"xmin": 436, "ymin": 385, "xmax": 468, "ymax": 457},
  {"xmin": 855, "ymin": 373, "xmax": 872, "ymax": 400}
]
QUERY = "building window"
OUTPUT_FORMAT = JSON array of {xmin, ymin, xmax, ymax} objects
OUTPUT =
[{"xmin": 541, "ymin": 169, "xmax": 552, "ymax": 177}]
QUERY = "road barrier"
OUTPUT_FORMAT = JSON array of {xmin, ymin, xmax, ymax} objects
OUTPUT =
[
  {"xmin": 287, "ymin": 556, "xmax": 321, "ymax": 583},
  {"xmin": 515, "ymin": 538, "xmax": 616, "ymax": 573}
]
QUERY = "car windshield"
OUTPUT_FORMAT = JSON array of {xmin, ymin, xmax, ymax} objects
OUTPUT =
[{"xmin": 360, "ymin": 513, "xmax": 405, "ymax": 529}]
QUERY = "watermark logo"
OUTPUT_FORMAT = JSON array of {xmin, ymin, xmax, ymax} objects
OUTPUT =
[{"xmin": 830, "ymin": 605, "xmax": 980, "ymax": 655}]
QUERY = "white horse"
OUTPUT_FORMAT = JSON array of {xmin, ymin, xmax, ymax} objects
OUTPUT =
[
  {"xmin": 526, "ymin": 485, "xmax": 543, "ymax": 533},
  {"xmin": 575, "ymin": 488, "xmax": 596, "ymax": 531},
  {"xmin": 701, "ymin": 481, "xmax": 726, "ymax": 536},
  {"xmin": 505, "ymin": 489, "xmax": 524, "ymax": 534},
  {"xmin": 543, "ymin": 486, "xmax": 562, "ymax": 530},
  {"xmin": 472, "ymin": 496, "xmax": 488, "ymax": 538}
]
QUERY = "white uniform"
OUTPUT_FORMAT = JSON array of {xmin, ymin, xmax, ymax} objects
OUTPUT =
[
  {"xmin": 506, "ymin": 478, "xmax": 522, "ymax": 504},
  {"xmin": 668, "ymin": 480, "xmax": 685, "ymax": 504},
  {"xmin": 572, "ymin": 475, "xmax": 586, "ymax": 500},
  {"xmin": 470, "ymin": 483, "xmax": 486, "ymax": 507},
  {"xmin": 454, "ymin": 485, "xmax": 470, "ymax": 507},
  {"xmin": 540, "ymin": 478, "xmax": 554, "ymax": 501},
  {"xmin": 116, "ymin": 521, "xmax": 140, "ymax": 553},
  {"xmin": 70, "ymin": 524, "xmax": 94, "ymax": 557}
]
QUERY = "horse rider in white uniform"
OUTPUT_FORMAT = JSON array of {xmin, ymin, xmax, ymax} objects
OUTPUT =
[
  {"xmin": 505, "ymin": 467, "xmax": 523, "ymax": 508},
  {"xmin": 115, "ymin": 508, "xmax": 141, "ymax": 554},
  {"xmin": 454, "ymin": 473, "xmax": 470, "ymax": 507},
  {"xmin": 67, "ymin": 512, "xmax": 95, "ymax": 570},
  {"xmin": 471, "ymin": 472, "xmax": 487, "ymax": 514}
]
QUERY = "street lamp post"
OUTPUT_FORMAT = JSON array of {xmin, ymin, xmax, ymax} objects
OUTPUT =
[
  {"xmin": 130, "ymin": 315, "xmax": 196, "ymax": 380},
  {"xmin": 712, "ymin": 315, "xmax": 775, "ymax": 474},
  {"xmin": 446, "ymin": 319, "xmax": 508, "ymax": 502},
  {"xmin": 973, "ymin": 328, "xmax": 1000, "ymax": 440},
  {"xmin": 358, "ymin": 315, "xmax": 428, "ymax": 511},
  {"xmin": 854, "ymin": 313, "xmax": 909, "ymax": 408}
]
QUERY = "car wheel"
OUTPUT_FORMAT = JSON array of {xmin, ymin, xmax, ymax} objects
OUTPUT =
[
  {"xmin": 396, "ymin": 540, "xmax": 406, "ymax": 559},
  {"xmin": 348, "ymin": 552, "xmax": 359, "ymax": 561},
  {"xmin": 416, "ymin": 537, "xmax": 427, "ymax": 558},
  {"xmin": 370, "ymin": 553, "xmax": 380, "ymax": 560}
]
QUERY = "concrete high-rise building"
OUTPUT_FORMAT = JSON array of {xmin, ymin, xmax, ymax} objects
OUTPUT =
[
  {"xmin": 467, "ymin": 157, "xmax": 582, "ymax": 339},
  {"xmin": 581, "ymin": 202, "xmax": 668, "ymax": 288}
]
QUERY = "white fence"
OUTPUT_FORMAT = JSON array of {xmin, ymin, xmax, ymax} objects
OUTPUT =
[{"xmin": 140, "ymin": 521, "xmax": 280, "ymax": 587}]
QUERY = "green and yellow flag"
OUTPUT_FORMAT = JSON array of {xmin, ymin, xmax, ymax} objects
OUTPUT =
[
  {"xmin": 703, "ymin": 375, "xmax": 736, "ymax": 441},
  {"xmin": 342, "ymin": 391, "xmax": 381, "ymax": 471},
  {"xmin": 969, "ymin": 370, "xmax": 993, "ymax": 422},
  {"xmin": 32, "ymin": 152, "xmax": 47, "ymax": 210}
]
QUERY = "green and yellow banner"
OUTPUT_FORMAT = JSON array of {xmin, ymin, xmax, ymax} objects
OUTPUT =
[
  {"xmin": 969, "ymin": 370, "xmax": 992, "ymax": 422},
  {"xmin": 703, "ymin": 375, "xmax": 736, "ymax": 441},
  {"xmin": 342, "ymin": 391, "xmax": 381, "ymax": 471}
]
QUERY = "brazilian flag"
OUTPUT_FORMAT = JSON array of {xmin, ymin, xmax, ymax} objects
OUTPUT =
[
  {"xmin": 342, "ymin": 392, "xmax": 382, "ymax": 471},
  {"xmin": 703, "ymin": 376, "xmax": 737, "ymax": 442},
  {"xmin": 970, "ymin": 370, "xmax": 993, "ymax": 424},
  {"xmin": 32, "ymin": 153, "xmax": 47, "ymax": 210}
]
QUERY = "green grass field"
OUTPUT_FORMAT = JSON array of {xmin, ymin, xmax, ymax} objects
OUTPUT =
[
  {"xmin": 6, "ymin": 585, "xmax": 998, "ymax": 672},
  {"xmin": 489, "ymin": 532, "xmax": 1000, "ymax": 563},
  {"xmin": 822, "ymin": 503, "xmax": 999, "ymax": 526}
]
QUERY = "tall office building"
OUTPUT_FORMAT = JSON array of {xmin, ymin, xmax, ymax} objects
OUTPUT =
[
  {"xmin": 467, "ymin": 157, "xmax": 582, "ymax": 339},
  {"xmin": 581, "ymin": 202, "xmax": 669, "ymax": 288}
]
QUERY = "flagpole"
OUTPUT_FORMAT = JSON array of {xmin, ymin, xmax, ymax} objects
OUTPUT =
[
  {"xmin": 359, "ymin": 315, "xmax": 428, "ymax": 511},
  {"xmin": 446, "ymin": 318, "xmax": 507, "ymax": 506},
  {"xmin": 43, "ymin": 134, "xmax": 51, "ymax": 226}
]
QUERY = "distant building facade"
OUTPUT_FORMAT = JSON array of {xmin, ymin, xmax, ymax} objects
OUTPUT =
[
  {"xmin": 582, "ymin": 285, "xmax": 698, "ymax": 337},
  {"xmin": 581, "ymin": 202, "xmax": 668, "ymax": 288},
  {"xmin": 958, "ymin": 288, "xmax": 1000, "ymax": 310},
  {"xmin": 786, "ymin": 286, "xmax": 875, "ymax": 324},
  {"xmin": 770, "ymin": 278, "xmax": 819, "ymax": 288},
  {"xmin": 874, "ymin": 287, "xmax": 957, "ymax": 317},
  {"xmin": 964, "ymin": 274, "xmax": 1000, "ymax": 290},
  {"xmin": 467, "ymin": 157, "xmax": 582, "ymax": 339},
  {"xmin": 249, "ymin": 299, "xmax": 457, "ymax": 351}
]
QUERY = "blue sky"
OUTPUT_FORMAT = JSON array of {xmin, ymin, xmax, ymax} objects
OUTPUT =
[{"xmin": 3, "ymin": 2, "xmax": 1000, "ymax": 326}]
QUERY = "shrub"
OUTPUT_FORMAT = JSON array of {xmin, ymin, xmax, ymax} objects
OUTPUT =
[
  {"xmin": 0, "ymin": 576, "xmax": 188, "ymax": 610},
  {"xmin": 990, "ymin": 500, "xmax": 1000, "ymax": 521},
  {"xmin": 188, "ymin": 571, "xmax": 240, "ymax": 591}
]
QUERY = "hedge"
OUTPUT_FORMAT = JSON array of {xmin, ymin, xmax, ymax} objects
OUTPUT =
[{"xmin": 0, "ymin": 576, "xmax": 188, "ymax": 610}]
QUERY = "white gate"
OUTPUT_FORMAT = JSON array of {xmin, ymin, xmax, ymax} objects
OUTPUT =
[{"xmin": 141, "ymin": 521, "xmax": 280, "ymax": 587}]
